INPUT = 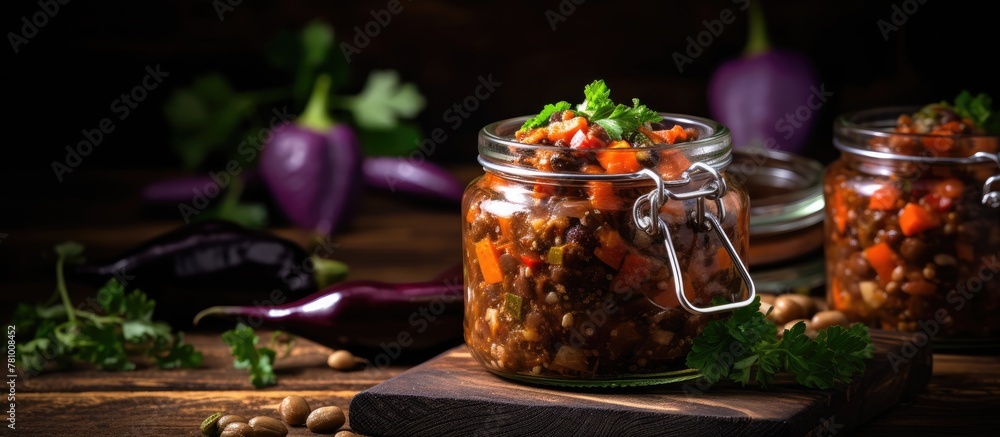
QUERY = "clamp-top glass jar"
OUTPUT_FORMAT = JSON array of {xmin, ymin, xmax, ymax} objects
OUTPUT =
[
  {"xmin": 463, "ymin": 114, "xmax": 755, "ymax": 387},
  {"xmin": 825, "ymin": 107, "xmax": 1000, "ymax": 348}
]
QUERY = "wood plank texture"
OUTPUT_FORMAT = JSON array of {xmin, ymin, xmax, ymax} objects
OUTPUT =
[{"xmin": 349, "ymin": 331, "xmax": 932, "ymax": 437}]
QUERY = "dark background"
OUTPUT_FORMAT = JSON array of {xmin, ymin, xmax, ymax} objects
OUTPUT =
[{"xmin": 3, "ymin": 0, "xmax": 998, "ymax": 229}]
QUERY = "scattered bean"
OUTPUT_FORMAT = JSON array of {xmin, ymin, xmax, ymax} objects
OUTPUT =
[
  {"xmin": 758, "ymin": 293, "xmax": 776, "ymax": 305},
  {"xmin": 328, "ymin": 350, "xmax": 366, "ymax": 371},
  {"xmin": 891, "ymin": 265, "xmax": 906, "ymax": 282},
  {"xmin": 307, "ymin": 406, "xmax": 347, "ymax": 433},
  {"xmin": 782, "ymin": 294, "xmax": 815, "ymax": 313},
  {"xmin": 220, "ymin": 422, "xmax": 254, "ymax": 437},
  {"xmin": 922, "ymin": 263, "xmax": 936, "ymax": 280},
  {"xmin": 217, "ymin": 415, "xmax": 247, "ymax": 430},
  {"xmin": 201, "ymin": 412, "xmax": 224, "ymax": 436},
  {"xmin": 249, "ymin": 416, "xmax": 288, "ymax": 437},
  {"xmin": 934, "ymin": 253, "xmax": 957, "ymax": 266},
  {"xmin": 334, "ymin": 431, "xmax": 362, "ymax": 437},
  {"xmin": 783, "ymin": 318, "xmax": 812, "ymax": 332},
  {"xmin": 811, "ymin": 310, "xmax": 849, "ymax": 330},
  {"xmin": 278, "ymin": 395, "xmax": 311, "ymax": 426},
  {"xmin": 768, "ymin": 295, "xmax": 806, "ymax": 325}
]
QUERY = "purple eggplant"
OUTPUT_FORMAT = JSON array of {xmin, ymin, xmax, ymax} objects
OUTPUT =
[
  {"xmin": 67, "ymin": 220, "xmax": 348, "ymax": 327},
  {"xmin": 707, "ymin": 1, "xmax": 819, "ymax": 152},
  {"xmin": 192, "ymin": 266, "xmax": 464, "ymax": 356},
  {"xmin": 260, "ymin": 74, "xmax": 364, "ymax": 235},
  {"xmin": 140, "ymin": 170, "xmax": 263, "ymax": 205},
  {"xmin": 362, "ymin": 157, "xmax": 465, "ymax": 204}
]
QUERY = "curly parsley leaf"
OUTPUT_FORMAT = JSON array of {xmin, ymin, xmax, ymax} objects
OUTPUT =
[
  {"xmin": 12, "ymin": 243, "xmax": 202, "ymax": 375},
  {"xmin": 686, "ymin": 296, "xmax": 873, "ymax": 389},
  {"xmin": 952, "ymin": 90, "xmax": 1000, "ymax": 134},
  {"xmin": 520, "ymin": 101, "xmax": 572, "ymax": 131},
  {"xmin": 522, "ymin": 80, "xmax": 663, "ymax": 140},
  {"xmin": 221, "ymin": 323, "xmax": 278, "ymax": 388}
]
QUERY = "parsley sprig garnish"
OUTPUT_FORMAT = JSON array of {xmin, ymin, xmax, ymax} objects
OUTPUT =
[
  {"xmin": 13, "ymin": 242, "xmax": 202, "ymax": 374},
  {"xmin": 952, "ymin": 90, "xmax": 1000, "ymax": 134},
  {"xmin": 520, "ymin": 80, "xmax": 663, "ymax": 141},
  {"xmin": 686, "ymin": 296, "xmax": 873, "ymax": 389},
  {"xmin": 221, "ymin": 323, "xmax": 278, "ymax": 388}
]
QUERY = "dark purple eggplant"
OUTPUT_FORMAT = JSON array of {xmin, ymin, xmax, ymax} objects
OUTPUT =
[
  {"xmin": 68, "ymin": 220, "xmax": 347, "ymax": 325},
  {"xmin": 141, "ymin": 170, "xmax": 263, "ymax": 205},
  {"xmin": 260, "ymin": 74, "xmax": 364, "ymax": 235},
  {"xmin": 362, "ymin": 157, "xmax": 465, "ymax": 203},
  {"xmin": 707, "ymin": 1, "xmax": 819, "ymax": 152},
  {"xmin": 193, "ymin": 266, "xmax": 464, "ymax": 356}
]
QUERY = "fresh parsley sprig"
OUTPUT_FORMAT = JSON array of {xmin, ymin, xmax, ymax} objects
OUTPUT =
[
  {"xmin": 686, "ymin": 296, "xmax": 873, "ymax": 389},
  {"xmin": 13, "ymin": 242, "xmax": 203, "ymax": 374},
  {"xmin": 952, "ymin": 90, "xmax": 1000, "ymax": 134},
  {"xmin": 519, "ymin": 80, "xmax": 663, "ymax": 141},
  {"xmin": 221, "ymin": 323, "xmax": 278, "ymax": 388}
]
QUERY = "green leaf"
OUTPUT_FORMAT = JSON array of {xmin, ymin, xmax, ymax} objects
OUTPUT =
[
  {"xmin": 520, "ymin": 101, "xmax": 572, "ymax": 131},
  {"xmin": 301, "ymin": 21, "xmax": 334, "ymax": 67},
  {"xmin": 952, "ymin": 90, "xmax": 1000, "ymax": 134},
  {"xmin": 164, "ymin": 74, "xmax": 256, "ymax": 169},
  {"xmin": 357, "ymin": 123, "xmax": 423, "ymax": 156},
  {"xmin": 221, "ymin": 323, "xmax": 278, "ymax": 388},
  {"xmin": 346, "ymin": 70, "xmax": 426, "ymax": 130},
  {"xmin": 152, "ymin": 332, "xmax": 203, "ymax": 369},
  {"xmin": 97, "ymin": 279, "xmax": 127, "ymax": 315},
  {"xmin": 687, "ymin": 296, "xmax": 872, "ymax": 389}
]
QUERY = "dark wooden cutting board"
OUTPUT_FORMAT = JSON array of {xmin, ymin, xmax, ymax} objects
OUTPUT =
[{"xmin": 349, "ymin": 330, "xmax": 932, "ymax": 437}]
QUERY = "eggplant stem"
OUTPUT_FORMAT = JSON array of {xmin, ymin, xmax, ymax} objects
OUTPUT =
[
  {"xmin": 192, "ymin": 306, "xmax": 243, "ymax": 326},
  {"xmin": 311, "ymin": 256, "xmax": 350, "ymax": 289},
  {"xmin": 298, "ymin": 74, "xmax": 335, "ymax": 131},
  {"xmin": 744, "ymin": 0, "xmax": 771, "ymax": 56}
]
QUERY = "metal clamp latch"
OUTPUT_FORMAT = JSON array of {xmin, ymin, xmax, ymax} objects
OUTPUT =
[
  {"xmin": 631, "ymin": 165, "xmax": 756, "ymax": 315},
  {"xmin": 973, "ymin": 152, "xmax": 1000, "ymax": 208}
]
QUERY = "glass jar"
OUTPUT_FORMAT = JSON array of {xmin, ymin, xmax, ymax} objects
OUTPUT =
[
  {"xmin": 825, "ymin": 107, "xmax": 1000, "ymax": 348},
  {"xmin": 463, "ymin": 114, "xmax": 755, "ymax": 387}
]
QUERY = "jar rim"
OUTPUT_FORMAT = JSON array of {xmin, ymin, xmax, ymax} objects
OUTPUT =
[
  {"xmin": 834, "ymin": 106, "xmax": 1000, "ymax": 164},
  {"xmin": 478, "ymin": 113, "xmax": 732, "ymax": 180}
]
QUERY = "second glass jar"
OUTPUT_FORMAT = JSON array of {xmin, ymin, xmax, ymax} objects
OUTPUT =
[{"xmin": 463, "ymin": 114, "xmax": 752, "ymax": 387}]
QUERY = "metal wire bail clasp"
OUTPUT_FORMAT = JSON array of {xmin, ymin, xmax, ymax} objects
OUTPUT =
[
  {"xmin": 631, "ymin": 166, "xmax": 756, "ymax": 315},
  {"xmin": 973, "ymin": 152, "xmax": 1000, "ymax": 208}
]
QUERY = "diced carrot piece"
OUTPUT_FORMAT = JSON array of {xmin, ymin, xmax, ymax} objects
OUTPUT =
[
  {"xmin": 580, "ymin": 164, "xmax": 605, "ymax": 175},
  {"xmin": 868, "ymin": 185, "xmax": 900, "ymax": 210},
  {"xmin": 532, "ymin": 183, "xmax": 558, "ymax": 199},
  {"xmin": 832, "ymin": 189, "xmax": 848, "ymax": 234},
  {"xmin": 587, "ymin": 181, "xmax": 620, "ymax": 210},
  {"xmin": 515, "ymin": 128, "xmax": 547, "ymax": 144},
  {"xmin": 651, "ymin": 125, "xmax": 689, "ymax": 145},
  {"xmin": 656, "ymin": 149, "xmax": 692, "ymax": 180},
  {"xmin": 611, "ymin": 254, "xmax": 651, "ymax": 294},
  {"xmin": 716, "ymin": 247, "xmax": 733, "ymax": 272},
  {"xmin": 830, "ymin": 277, "xmax": 851, "ymax": 311},
  {"xmin": 597, "ymin": 141, "xmax": 643, "ymax": 174},
  {"xmin": 899, "ymin": 202, "xmax": 938, "ymax": 236},
  {"xmin": 864, "ymin": 242, "xmax": 899, "ymax": 286},
  {"xmin": 593, "ymin": 226, "xmax": 628, "ymax": 269},
  {"xmin": 652, "ymin": 276, "xmax": 696, "ymax": 309},
  {"xmin": 466, "ymin": 201, "xmax": 479, "ymax": 224},
  {"xmin": 546, "ymin": 117, "xmax": 588, "ymax": 144},
  {"xmin": 475, "ymin": 238, "xmax": 504, "ymax": 284},
  {"xmin": 497, "ymin": 215, "xmax": 515, "ymax": 243}
]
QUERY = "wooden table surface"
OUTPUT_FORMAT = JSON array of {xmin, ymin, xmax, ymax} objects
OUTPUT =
[{"xmin": 2, "ymin": 167, "xmax": 999, "ymax": 436}]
